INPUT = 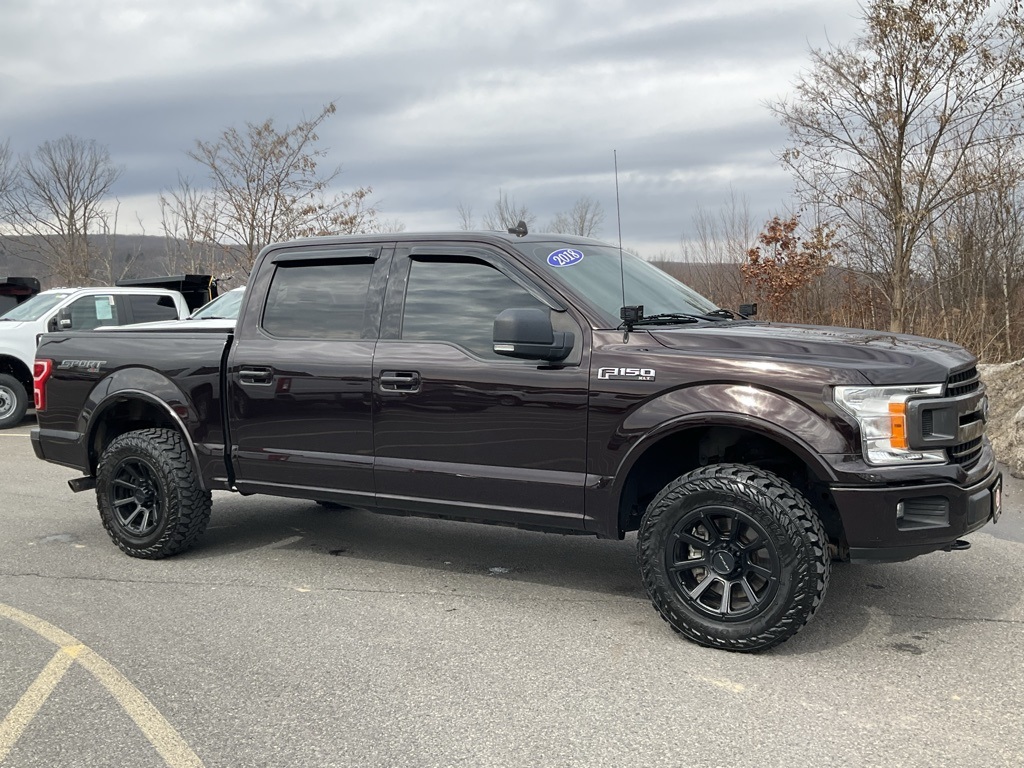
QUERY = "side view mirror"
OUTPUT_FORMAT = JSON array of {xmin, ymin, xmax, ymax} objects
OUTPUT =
[
  {"xmin": 739, "ymin": 303, "xmax": 758, "ymax": 318},
  {"xmin": 493, "ymin": 307, "xmax": 574, "ymax": 362},
  {"xmin": 56, "ymin": 308, "xmax": 73, "ymax": 330}
]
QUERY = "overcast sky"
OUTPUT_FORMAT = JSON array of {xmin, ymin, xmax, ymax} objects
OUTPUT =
[{"xmin": 0, "ymin": 0, "xmax": 864, "ymax": 257}]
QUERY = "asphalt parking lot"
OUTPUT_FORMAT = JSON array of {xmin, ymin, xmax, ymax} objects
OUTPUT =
[{"xmin": 2, "ymin": 415, "xmax": 1023, "ymax": 768}]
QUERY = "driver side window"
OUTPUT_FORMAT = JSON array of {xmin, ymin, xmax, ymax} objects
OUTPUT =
[
  {"xmin": 68, "ymin": 295, "xmax": 119, "ymax": 330},
  {"xmin": 400, "ymin": 260, "xmax": 547, "ymax": 359}
]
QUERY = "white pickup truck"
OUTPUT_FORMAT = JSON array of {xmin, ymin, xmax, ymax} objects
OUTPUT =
[{"xmin": 0, "ymin": 286, "xmax": 191, "ymax": 428}]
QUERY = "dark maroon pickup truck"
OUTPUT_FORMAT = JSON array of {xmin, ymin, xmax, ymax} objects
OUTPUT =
[{"xmin": 30, "ymin": 231, "xmax": 1002, "ymax": 651}]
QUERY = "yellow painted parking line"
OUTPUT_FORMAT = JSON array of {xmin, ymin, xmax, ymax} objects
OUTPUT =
[
  {"xmin": 0, "ymin": 602, "xmax": 204, "ymax": 767},
  {"xmin": 0, "ymin": 646, "xmax": 79, "ymax": 760}
]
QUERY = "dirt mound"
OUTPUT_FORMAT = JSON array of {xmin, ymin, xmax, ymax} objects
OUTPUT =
[{"xmin": 979, "ymin": 359, "xmax": 1024, "ymax": 478}]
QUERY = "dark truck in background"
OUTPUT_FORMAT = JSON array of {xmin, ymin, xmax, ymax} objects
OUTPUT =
[{"xmin": 30, "ymin": 232, "xmax": 1002, "ymax": 651}]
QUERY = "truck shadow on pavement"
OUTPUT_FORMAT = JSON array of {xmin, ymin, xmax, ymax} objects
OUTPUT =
[{"xmin": 182, "ymin": 494, "xmax": 1022, "ymax": 655}]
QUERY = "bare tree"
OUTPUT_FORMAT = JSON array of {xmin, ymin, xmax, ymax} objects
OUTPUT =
[
  {"xmin": 456, "ymin": 201, "xmax": 475, "ymax": 230},
  {"xmin": 187, "ymin": 103, "xmax": 388, "ymax": 273},
  {"xmin": 159, "ymin": 173, "xmax": 226, "ymax": 276},
  {"xmin": 0, "ymin": 140, "xmax": 16, "ymax": 226},
  {"xmin": 481, "ymin": 189, "xmax": 536, "ymax": 231},
  {"xmin": 770, "ymin": 0, "xmax": 1024, "ymax": 332},
  {"xmin": 91, "ymin": 203, "xmax": 146, "ymax": 285},
  {"xmin": 548, "ymin": 195, "xmax": 605, "ymax": 237},
  {"xmin": 672, "ymin": 192, "xmax": 758, "ymax": 308},
  {"xmin": 0, "ymin": 135, "xmax": 123, "ymax": 285}
]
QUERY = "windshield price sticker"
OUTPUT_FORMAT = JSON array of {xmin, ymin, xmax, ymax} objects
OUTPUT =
[
  {"xmin": 547, "ymin": 249, "xmax": 585, "ymax": 267},
  {"xmin": 598, "ymin": 367, "xmax": 656, "ymax": 382}
]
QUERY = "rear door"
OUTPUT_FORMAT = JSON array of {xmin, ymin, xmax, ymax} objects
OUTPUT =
[
  {"xmin": 371, "ymin": 244, "xmax": 591, "ymax": 530},
  {"xmin": 227, "ymin": 244, "xmax": 391, "ymax": 505}
]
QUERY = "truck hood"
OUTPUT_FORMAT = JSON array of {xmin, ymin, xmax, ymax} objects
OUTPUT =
[
  {"xmin": 0, "ymin": 321, "xmax": 28, "ymax": 332},
  {"xmin": 649, "ymin": 322, "xmax": 976, "ymax": 385}
]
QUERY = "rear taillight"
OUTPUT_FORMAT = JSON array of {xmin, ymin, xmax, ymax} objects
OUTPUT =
[{"xmin": 33, "ymin": 359, "xmax": 53, "ymax": 411}]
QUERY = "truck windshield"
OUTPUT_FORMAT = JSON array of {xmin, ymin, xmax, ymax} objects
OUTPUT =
[
  {"xmin": 513, "ymin": 242, "xmax": 719, "ymax": 327},
  {"xmin": 191, "ymin": 287, "xmax": 245, "ymax": 320},
  {"xmin": 0, "ymin": 292, "xmax": 70, "ymax": 321}
]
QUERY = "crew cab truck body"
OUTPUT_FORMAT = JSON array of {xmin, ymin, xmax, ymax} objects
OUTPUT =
[
  {"xmin": 30, "ymin": 232, "xmax": 1002, "ymax": 651},
  {"xmin": 0, "ymin": 286, "xmax": 191, "ymax": 429}
]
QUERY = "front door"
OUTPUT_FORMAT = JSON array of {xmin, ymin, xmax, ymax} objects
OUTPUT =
[{"xmin": 372, "ymin": 246, "xmax": 590, "ymax": 530}]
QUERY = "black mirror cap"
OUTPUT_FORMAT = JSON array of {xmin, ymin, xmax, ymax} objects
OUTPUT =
[
  {"xmin": 56, "ymin": 307, "xmax": 73, "ymax": 330},
  {"xmin": 493, "ymin": 307, "xmax": 574, "ymax": 362},
  {"xmin": 739, "ymin": 302, "xmax": 758, "ymax": 318}
]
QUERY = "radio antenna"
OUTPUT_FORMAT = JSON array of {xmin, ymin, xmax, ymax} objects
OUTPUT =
[
  {"xmin": 615, "ymin": 150, "xmax": 640, "ymax": 336},
  {"xmin": 615, "ymin": 150, "xmax": 625, "ymax": 309}
]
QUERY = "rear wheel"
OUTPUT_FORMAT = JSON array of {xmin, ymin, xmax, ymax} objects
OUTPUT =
[
  {"xmin": 638, "ymin": 463, "xmax": 830, "ymax": 652},
  {"xmin": 96, "ymin": 428, "xmax": 212, "ymax": 558},
  {"xmin": 0, "ymin": 374, "xmax": 28, "ymax": 429}
]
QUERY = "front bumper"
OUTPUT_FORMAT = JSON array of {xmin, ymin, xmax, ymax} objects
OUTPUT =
[{"xmin": 830, "ymin": 460, "xmax": 1002, "ymax": 562}]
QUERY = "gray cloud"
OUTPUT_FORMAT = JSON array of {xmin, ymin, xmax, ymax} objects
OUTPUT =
[{"xmin": 0, "ymin": 0, "xmax": 863, "ymax": 255}]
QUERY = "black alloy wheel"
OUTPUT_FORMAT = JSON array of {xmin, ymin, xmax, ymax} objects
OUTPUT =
[
  {"xmin": 109, "ymin": 457, "xmax": 164, "ymax": 538},
  {"xmin": 666, "ymin": 505, "xmax": 782, "ymax": 621}
]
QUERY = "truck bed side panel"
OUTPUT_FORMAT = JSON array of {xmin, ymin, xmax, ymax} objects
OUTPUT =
[{"xmin": 34, "ymin": 329, "xmax": 231, "ymax": 486}]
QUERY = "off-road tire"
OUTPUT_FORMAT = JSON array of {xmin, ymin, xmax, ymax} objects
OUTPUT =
[
  {"xmin": 96, "ymin": 428, "xmax": 212, "ymax": 559},
  {"xmin": 637, "ymin": 463, "xmax": 830, "ymax": 652},
  {"xmin": 0, "ymin": 373, "xmax": 28, "ymax": 429}
]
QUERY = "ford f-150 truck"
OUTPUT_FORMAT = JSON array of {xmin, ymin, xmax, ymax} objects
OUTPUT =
[{"xmin": 30, "ymin": 231, "xmax": 1002, "ymax": 651}]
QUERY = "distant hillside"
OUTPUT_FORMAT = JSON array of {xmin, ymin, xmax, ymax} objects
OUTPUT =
[{"xmin": 0, "ymin": 234, "xmax": 244, "ymax": 289}]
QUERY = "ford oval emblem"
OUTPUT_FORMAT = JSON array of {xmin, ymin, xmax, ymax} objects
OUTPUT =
[{"xmin": 546, "ymin": 248, "xmax": 585, "ymax": 267}]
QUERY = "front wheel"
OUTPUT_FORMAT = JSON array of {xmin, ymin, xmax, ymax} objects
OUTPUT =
[
  {"xmin": 637, "ymin": 464, "xmax": 830, "ymax": 652},
  {"xmin": 0, "ymin": 374, "xmax": 28, "ymax": 429},
  {"xmin": 96, "ymin": 428, "xmax": 212, "ymax": 559}
]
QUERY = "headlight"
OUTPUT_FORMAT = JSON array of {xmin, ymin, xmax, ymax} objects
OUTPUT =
[{"xmin": 834, "ymin": 385, "xmax": 946, "ymax": 466}]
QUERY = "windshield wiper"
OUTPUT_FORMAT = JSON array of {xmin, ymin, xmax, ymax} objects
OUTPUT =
[{"xmin": 627, "ymin": 312, "xmax": 703, "ymax": 327}]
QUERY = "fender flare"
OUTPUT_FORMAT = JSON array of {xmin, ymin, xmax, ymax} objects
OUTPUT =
[
  {"xmin": 611, "ymin": 383, "xmax": 852, "ymax": 495},
  {"xmin": 80, "ymin": 369, "xmax": 207, "ymax": 490}
]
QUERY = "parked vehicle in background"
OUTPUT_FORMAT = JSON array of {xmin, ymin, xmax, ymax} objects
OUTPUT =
[
  {"xmin": 0, "ymin": 276, "xmax": 41, "ymax": 316},
  {"xmin": 115, "ymin": 274, "xmax": 219, "ymax": 315},
  {"xmin": 189, "ymin": 286, "xmax": 245, "ymax": 320},
  {"xmin": 0, "ymin": 286, "xmax": 191, "ymax": 428},
  {"xmin": 30, "ymin": 231, "xmax": 1002, "ymax": 651}
]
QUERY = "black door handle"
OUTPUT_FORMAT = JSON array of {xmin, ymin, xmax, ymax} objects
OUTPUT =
[
  {"xmin": 379, "ymin": 371, "xmax": 421, "ymax": 392},
  {"xmin": 239, "ymin": 366, "xmax": 273, "ymax": 385}
]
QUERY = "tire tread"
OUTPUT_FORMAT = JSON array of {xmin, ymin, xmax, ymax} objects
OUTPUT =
[{"xmin": 637, "ymin": 463, "xmax": 830, "ymax": 652}]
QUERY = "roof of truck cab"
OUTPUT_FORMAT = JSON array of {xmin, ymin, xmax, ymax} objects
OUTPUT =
[
  {"xmin": 39, "ymin": 286, "xmax": 184, "ymax": 295},
  {"xmin": 263, "ymin": 231, "xmax": 608, "ymax": 250}
]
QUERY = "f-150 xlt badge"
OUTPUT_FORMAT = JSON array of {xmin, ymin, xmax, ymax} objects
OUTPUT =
[
  {"xmin": 597, "ymin": 367, "xmax": 656, "ymax": 382},
  {"xmin": 58, "ymin": 359, "xmax": 106, "ymax": 373}
]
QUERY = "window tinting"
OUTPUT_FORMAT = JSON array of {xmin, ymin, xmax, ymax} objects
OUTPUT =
[
  {"xmin": 401, "ymin": 260, "xmax": 546, "ymax": 358},
  {"xmin": 263, "ymin": 261, "xmax": 374, "ymax": 339},
  {"xmin": 128, "ymin": 294, "xmax": 180, "ymax": 323}
]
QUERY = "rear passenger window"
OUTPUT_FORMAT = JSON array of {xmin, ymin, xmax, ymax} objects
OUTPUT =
[
  {"xmin": 262, "ymin": 261, "xmax": 375, "ymax": 339},
  {"xmin": 128, "ymin": 294, "xmax": 179, "ymax": 323}
]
